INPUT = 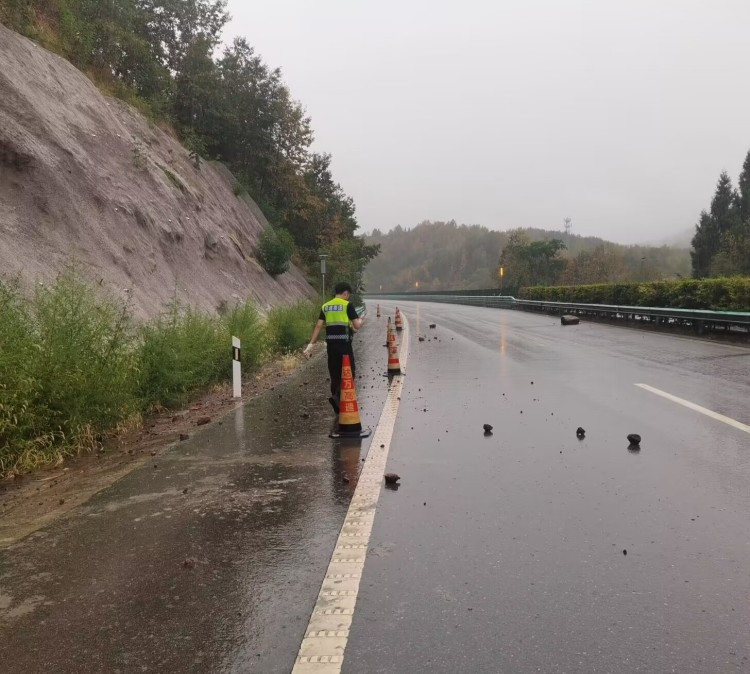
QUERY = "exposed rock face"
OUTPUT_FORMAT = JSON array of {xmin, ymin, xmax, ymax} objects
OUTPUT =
[{"xmin": 0, "ymin": 24, "xmax": 314, "ymax": 319}]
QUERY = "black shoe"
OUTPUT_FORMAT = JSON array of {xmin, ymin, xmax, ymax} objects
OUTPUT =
[{"xmin": 328, "ymin": 397, "xmax": 339, "ymax": 415}]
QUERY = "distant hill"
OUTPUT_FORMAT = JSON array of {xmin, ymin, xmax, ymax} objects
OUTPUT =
[
  {"xmin": 647, "ymin": 227, "xmax": 694, "ymax": 248},
  {"xmin": 364, "ymin": 220, "xmax": 691, "ymax": 292}
]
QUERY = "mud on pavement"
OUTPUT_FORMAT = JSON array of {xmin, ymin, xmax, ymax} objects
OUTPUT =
[{"xmin": 0, "ymin": 354, "xmax": 314, "ymax": 547}]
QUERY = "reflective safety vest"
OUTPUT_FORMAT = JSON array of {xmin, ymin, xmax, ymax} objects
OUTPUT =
[{"xmin": 322, "ymin": 298, "xmax": 351, "ymax": 342}]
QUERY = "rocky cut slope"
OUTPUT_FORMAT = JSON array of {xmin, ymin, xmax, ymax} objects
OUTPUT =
[{"xmin": 0, "ymin": 23, "xmax": 314, "ymax": 318}]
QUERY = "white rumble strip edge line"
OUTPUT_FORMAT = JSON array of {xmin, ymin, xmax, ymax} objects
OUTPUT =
[{"xmin": 291, "ymin": 315, "xmax": 410, "ymax": 674}]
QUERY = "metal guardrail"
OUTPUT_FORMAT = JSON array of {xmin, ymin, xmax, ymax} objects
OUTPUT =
[
  {"xmin": 367, "ymin": 293, "xmax": 514, "ymax": 309},
  {"xmin": 365, "ymin": 294, "xmax": 750, "ymax": 336}
]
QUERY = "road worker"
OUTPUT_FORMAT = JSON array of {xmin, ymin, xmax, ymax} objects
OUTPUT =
[{"xmin": 303, "ymin": 282, "xmax": 364, "ymax": 413}]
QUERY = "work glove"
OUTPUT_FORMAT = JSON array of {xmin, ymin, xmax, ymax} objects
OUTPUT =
[{"xmin": 303, "ymin": 343, "xmax": 314, "ymax": 358}]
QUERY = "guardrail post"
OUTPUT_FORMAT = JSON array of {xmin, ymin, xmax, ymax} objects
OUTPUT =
[{"xmin": 232, "ymin": 336, "xmax": 241, "ymax": 398}]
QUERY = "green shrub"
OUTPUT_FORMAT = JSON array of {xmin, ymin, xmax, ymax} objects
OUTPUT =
[
  {"xmin": 136, "ymin": 301, "xmax": 226, "ymax": 409},
  {"xmin": 257, "ymin": 227, "xmax": 295, "ymax": 277},
  {"xmin": 0, "ymin": 272, "xmax": 139, "ymax": 474},
  {"xmin": 32, "ymin": 272, "xmax": 138, "ymax": 444},
  {"xmin": 222, "ymin": 300, "xmax": 267, "ymax": 373},
  {"xmin": 266, "ymin": 302, "xmax": 316, "ymax": 353},
  {"xmin": 520, "ymin": 277, "xmax": 750, "ymax": 311},
  {"xmin": 182, "ymin": 130, "xmax": 207, "ymax": 169},
  {"xmin": 0, "ymin": 280, "xmax": 45, "ymax": 473}
]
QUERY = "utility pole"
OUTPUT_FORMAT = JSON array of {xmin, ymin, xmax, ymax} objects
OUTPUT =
[{"xmin": 319, "ymin": 254, "xmax": 328, "ymax": 297}]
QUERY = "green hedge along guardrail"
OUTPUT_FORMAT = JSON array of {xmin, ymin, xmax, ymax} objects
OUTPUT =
[{"xmin": 365, "ymin": 294, "xmax": 750, "ymax": 336}]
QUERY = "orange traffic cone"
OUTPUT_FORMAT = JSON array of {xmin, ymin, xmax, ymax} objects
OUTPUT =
[
  {"xmin": 376, "ymin": 304, "xmax": 381, "ymax": 318},
  {"xmin": 386, "ymin": 324, "xmax": 402, "ymax": 376},
  {"xmin": 330, "ymin": 354, "xmax": 371, "ymax": 439},
  {"xmin": 395, "ymin": 307, "xmax": 403, "ymax": 331}
]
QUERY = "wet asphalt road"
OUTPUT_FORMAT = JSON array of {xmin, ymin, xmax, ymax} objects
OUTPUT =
[
  {"xmin": 1, "ymin": 302, "xmax": 749, "ymax": 673},
  {"xmin": 0, "ymin": 321, "xmax": 388, "ymax": 674},
  {"xmin": 343, "ymin": 301, "xmax": 750, "ymax": 674}
]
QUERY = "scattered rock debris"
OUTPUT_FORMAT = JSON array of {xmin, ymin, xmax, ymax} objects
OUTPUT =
[
  {"xmin": 384, "ymin": 473, "xmax": 400, "ymax": 485},
  {"xmin": 483, "ymin": 424, "xmax": 493, "ymax": 435},
  {"xmin": 576, "ymin": 427, "xmax": 586, "ymax": 439},
  {"xmin": 627, "ymin": 433, "xmax": 642, "ymax": 445},
  {"xmin": 179, "ymin": 433, "xmax": 190, "ymax": 441},
  {"xmin": 196, "ymin": 416, "xmax": 211, "ymax": 426}
]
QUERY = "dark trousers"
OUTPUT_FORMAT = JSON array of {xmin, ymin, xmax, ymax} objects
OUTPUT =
[{"xmin": 327, "ymin": 342, "xmax": 355, "ymax": 399}]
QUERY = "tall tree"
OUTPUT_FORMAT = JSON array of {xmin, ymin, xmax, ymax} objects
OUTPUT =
[
  {"xmin": 738, "ymin": 149, "xmax": 750, "ymax": 222},
  {"xmin": 214, "ymin": 38, "xmax": 312, "ymax": 212},
  {"xmin": 709, "ymin": 171, "xmax": 739, "ymax": 233},
  {"xmin": 710, "ymin": 222, "xmax": 750, "ymax": 276},
  {"xmin": 497, "ymin": 233, "xmax": 567, "ymax": 289},
  {"xmin": 691, "ymin": 210, "xmax": 720, "ymax": 278},
  {"xmin": 691, "ymin": 170, "xmax": 745, "ymax": 277},
  {"xmin": 136, "ymin": 0, "xmax": 229, "ymax": 74},
  {"xmin": 172, "ymin": 36, "xmax": 219, "ymax": 132}
]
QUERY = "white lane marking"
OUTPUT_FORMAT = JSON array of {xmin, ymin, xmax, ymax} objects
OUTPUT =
[
  {"xmin": 292, "ymin": 316, "xmax": 410, "ymax": 674},
  {"xmin": 636, "ymin": 383, "xmax": 750, "ymax": 434}
]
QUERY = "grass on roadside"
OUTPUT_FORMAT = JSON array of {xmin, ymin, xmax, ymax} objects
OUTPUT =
[
  {"xmin": 0, "ymin": 272, "xmax": 317, "ymax": 477},
  {"xmin": 265, "ymin": 302, "xmax": 318, "ymax": 354}
]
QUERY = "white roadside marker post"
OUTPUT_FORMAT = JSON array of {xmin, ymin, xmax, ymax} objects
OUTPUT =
[{"xmin": 232, "ymin": 336, "xmax": 241, "ymax": 398}]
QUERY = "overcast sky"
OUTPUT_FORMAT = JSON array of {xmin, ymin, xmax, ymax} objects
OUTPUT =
[{"xmin": 225, "ymin": 1, "xmax": 750, "ymax": 244}]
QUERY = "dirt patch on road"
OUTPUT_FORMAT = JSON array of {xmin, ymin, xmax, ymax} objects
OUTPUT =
[{"xmin": 0, "ymin": 354, "xmax": 312, "ymax": 547}]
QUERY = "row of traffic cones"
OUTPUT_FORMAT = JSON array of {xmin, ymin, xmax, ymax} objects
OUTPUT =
[
  {"xmin": 375, "ymin": 304, "xmax": 403, "ymax": 332},
  {"xmin": 330, "ymin": 307, "xmax": 404, "ymax": 438}
]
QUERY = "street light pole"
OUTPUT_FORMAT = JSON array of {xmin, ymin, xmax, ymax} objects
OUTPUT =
[{"xmin": 319, "ymin": 254, "xmax": 328, "ymax": 297}]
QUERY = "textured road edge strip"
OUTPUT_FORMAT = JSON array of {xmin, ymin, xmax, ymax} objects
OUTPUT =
[
  {"xmin": 291, "ymin": 317, "xmax": 410, "ymax": 674},
  {"xmin": 636, "ymin": 383, "xmax": 750, "ymax": 434}
]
